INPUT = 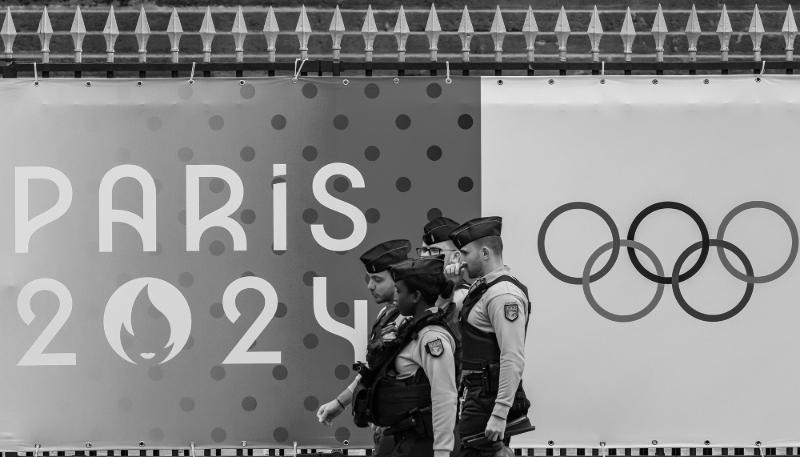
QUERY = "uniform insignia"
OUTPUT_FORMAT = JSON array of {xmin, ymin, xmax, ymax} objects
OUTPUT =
[
  {"xmin": 425, "ymin": 338, "xmax": 444, "ymax": 357},
  {"xmin": 505, "ymin": 303, "xmax": 519, "ymax": 321}
]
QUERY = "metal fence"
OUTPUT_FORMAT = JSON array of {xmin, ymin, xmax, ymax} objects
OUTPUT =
[{"xmin": 1, "ymin": 4, "xmax": 800, "ymax": 77}]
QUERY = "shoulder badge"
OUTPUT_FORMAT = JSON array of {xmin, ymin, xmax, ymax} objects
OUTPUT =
[
  {"xmin": 504, "ymin": 303, "xmax": 519, "ymax": 321},
  {"xmin": 425, "ymin": 338, "xmax": 444, "ymax": 357}
]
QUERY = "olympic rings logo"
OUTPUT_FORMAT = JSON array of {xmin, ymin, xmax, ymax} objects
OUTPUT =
[{"xmin": 537, "ymin": 201, "xmax": 799, "ymax": 323}]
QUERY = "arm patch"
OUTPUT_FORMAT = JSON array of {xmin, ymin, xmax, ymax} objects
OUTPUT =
[
  {"xmin": 425, "ymin": 338, "xmax": 444, "ymax": 357},
  {"xmin": 504, "ymin": 303, "xmax": 519, "ymax": 321}
]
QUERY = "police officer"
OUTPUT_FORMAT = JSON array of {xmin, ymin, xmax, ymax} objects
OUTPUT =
[
  {"xmin": 352, "ymin": 255, "xmax": 459, "ymax": 457},
  {"xmin": 317, "ymin": 239, "xmax": 412, "ymax": 456},
  {"xmin": 445, "ymin": 217, "xmax": 532, "ymax": 457},
  {"xmin": 419, "ymin": 217, "xmax": 471, "ymax": 311}
]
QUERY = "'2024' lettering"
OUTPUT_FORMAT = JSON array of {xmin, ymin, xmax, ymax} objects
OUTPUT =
[{"xmin": 16, "ymin": 276, "xmax": 368, "ymax": 367}]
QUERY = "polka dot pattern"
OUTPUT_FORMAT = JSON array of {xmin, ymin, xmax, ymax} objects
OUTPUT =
[
  {"xmin": 427, "ymin": 145, "xmax": 443, "ymax": 161},
  {"xmin": 148, "ymin": 366, "xmax": 163, "ymax": 381},
  {"xmin": 241, "ymin": 396, "xmax": 257, "ymax": 412},
  {"xmin": 334, "ymin": 365, "xmax": 350, "ymax": 380},
  {"xmin": 364, "ymin": 146, "xmax": 380, "ymax": 161},
  {"xmin": 147, "ymin": 116, "xmax": 162, "ymax": 131},
  {"xmin": 240, "ymin": 84, "xmax": 255, "ymax": 99},
  {"xmin": 240, "ymin": 209, "xmax": 256, "ymax": 224},
  {"xmin": 273, "ymin": 427, "xmax": 289, "ymax": 443},
  {"xmin": 303, "ymin": 146, "xmax": 318, "ymax": 161},
  {"xmin": 364, "ymin": 83, "xmax": 380, "ymax": 99},
  {"xmin": 302, "ymin": 209, "xmax": 318, "ymax": 224},
  {"xmin": 180, "ymin": 397, "xmax": 195, "ymax": 412},
  {"xmin": 271, "ymin": 115, "xmax": 286, "ymax": 130},
  {"xmin": 334, "ymin": 302, "xmax": 349, "ymax": 318},
  {"xmin": 178, "ymin": 272, "xmax": 194, "ymax": 287},
  {"xmin": 302, "ymin": 271, "xmax": 317, "ymax": 287},
  {"xmin": 302, "ymin": 83, "xmax": 318, "ymax": 99},
  {"xmin": 209, "ymin": 240, "xmax": 225, "ymax": 256},
  {"xmin": 178, "ymin": 147, "xmax": 193, "ymax": 162},
  {"xmin": 427, "ymin": 208, "xmax": 443, "ymax": 221},
  {"xmin": 458, "ymin": 114, "xmax": 474, "ymax": 129},
  {"xmin": 273, "ymin": 365, "xmax": 288, "ymax": 380},
  {"xmin": 303, "ymin": 333, "xmax": 319, "ymax": 349},
  {"xmin": 365, "ymin": 208, "xmax": 381, "ymax": 224},
  {"xmin": 333, "ymin": 115, "xmax": 349, "ymax": 130},
  {"xmin": 210, "ymin": 366, "xmax": 226, "ymax": 381},
  {"xmin": 427, "ymin": 83, "xmax": 443, "ymax": 98},
  {"xmin": 396, "ymin": 114, "xmax": 411, "ymax": 130},
  {"xmin": 240, "ymin": 146, "xmax": 256, "ymax": 162},
  {"xmin": 303, "ymin": 396, "xmax": 319, "ymax": 412},
  {"xmin": 209, "ymin": 115, "xmax": 224, "ymax": 131},
  {"xmin": 396, "ymin": 177, "xmax": 411, "ymax": 192},
  {"xmin": 211, "ymin": 428, "xmax": 227, "ymax": 443},
  {"xmin": 333, "ymin": 176, "xmax": 350, "ymax": 192}
]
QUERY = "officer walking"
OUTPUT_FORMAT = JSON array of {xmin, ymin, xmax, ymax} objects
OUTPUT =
[
  {"xmin": 419, "ymin": 217, "xmax": 471, "ymax": 311},
  {"xmin": 317, "ymin": 239, "xmax": 412, "ymax": 456},
  {"xmin": 351, "ymin": 255, "xmax": 459, "ymax": 457},
  {"xmin": 445, "ymin": 217, "xmax": 532, "ymax": 457}
]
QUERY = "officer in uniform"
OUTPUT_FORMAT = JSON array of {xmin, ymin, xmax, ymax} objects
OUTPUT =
[
  {"xmin": 419, "ymin": 217, "xmax": 471, "ymax": 311},
  {"xmin": 445, "ymin": 217, "xmax": 532, "ymax": 457},
  {"xmin": 351, "ymin": 255, "xmax": 459, "ymax": 457},
  {"xmin": 317, "ymin": 239, "xmax": 412, "ymax": 456}
]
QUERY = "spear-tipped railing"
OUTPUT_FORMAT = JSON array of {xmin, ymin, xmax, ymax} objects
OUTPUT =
[{"xmin": 2, "ymin": 4, "xmax": 800, "ymax": 78}]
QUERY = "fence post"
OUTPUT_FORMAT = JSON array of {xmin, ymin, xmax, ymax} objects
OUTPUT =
[
  {"xmin": 135, "ymin": 6, "xmax": 150, "ymax": 66},
  {"xmin": 395, "ymin": 6, "xmax": 409, "ymax": 76},
  {"xmin": 685, "ymin": 5, "xmax": 701, "ymax": 64},
  {"xmin": 490, "ymin": 6, "xmax": 505, "ymax": 76},
  {"xmin": 587, "ymin": 5, "xmax": 602, "ymax": 73},
  {"xmin": 362, "ymin": 5, "xmax": 377, "ymax": 66},
  {"xmin": 71, "ymin": 6, "xmax": 85, "ymax": 77},
  {"xmin": 621, "ymin": 7, "xmax": 635, "ymax": 66},
  {"xmin": 330, "ymin": 6, "xmax": 345, "ymax": 63},
  {"xmin": 555, "ymin": 6, "xmax": 569, "ymax": 75},
  {"xmin": 296, "ymin": 5, "xmax": 311, "ymax": 64},
  {"xmin": 200, "ymin": 6, "xmax": 215, "ymax": 68},
  {"xmin": 426, "ymin": 4, "xmax": 441, "ymax": 75},
  {"xmin": 1, "ymin": 7, "xmax": 15, "ymax": 60},
  {"xmin": 783, "ymin": 5, "xmax": 797, "ymax": 73},
  {"xmin": 717, "ymin": 5, "xmax": 732, "ymax": 74},
  {"xmin": 749, "ymin": 4, "xmax": 764, "ymax": 67},
  {"xmin": 232, "ymin": 6, "xmax": 247, "ymax": 76},
  {"xmin": 166, "ymin": 8, "xmax": 183, "ymax": 68},
  {"xmin": 264, "ymin": 6, "xmax": 278, "ymax": 76},
  {"xmin": 523, "ymin": 6, "xmax": 538, "ymax": 77},
  {"xmin": 458, "ymin": 6, "xmax": 473, "ymax": 76},
  {"xmin": 38, "ymin": 7, "xmax": 52, "ymax": 66},
  {"xmin": 104, "ymin": 6, "xmax": 118, "ymax": 67}
]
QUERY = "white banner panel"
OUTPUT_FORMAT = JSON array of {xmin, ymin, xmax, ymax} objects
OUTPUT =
[{"xmin": 482, "ymin": 76, "xmax": 800, "ymax": 448}]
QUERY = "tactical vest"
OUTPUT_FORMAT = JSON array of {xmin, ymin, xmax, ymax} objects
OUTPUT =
[
  {"xmin": 352, "ymin": 307, "xmax": 459, "ymax": 428},
  {"xmin": 365, "ymin": 305, "xmax": 403, "ymax": 368},
  {"xmin": 459, "ymin": 275, "xmax": 530, "ymax": 372}
]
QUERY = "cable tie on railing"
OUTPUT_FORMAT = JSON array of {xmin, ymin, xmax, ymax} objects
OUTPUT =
[
  {"xmin": 293, "ymin": 441, "xmax": 298, "ymax": 457},
  {"xmin": 34, "ymin": 444, "xmax": 40, "ymax": 457},
  {"xmin": 600, "ymin": 442, "xmax": 606, "ymax": 457},
  {"xmin": 756, "ymin": 441, "xmax": 764, "ymax": 456},
  {"xmin": 33, "ymin": 62, "xmax": 38, "ymax": 85},
  {"xmin": 189, "ymin": 62, "xmax": 195, "ymax": 85},
  {"xmin": 760, "ymin": 60, "xmax": 766, "ymax": 75},
  {"xmin": 190, "ymin": 442, "xmax": 196, "ymax": 457},
  {"xmin": 293, "ymin": 58, "xmax": 308, "ymax": 84},
  {"xmin": 601, "ymin": 61, "xmax": 605, "ymax": 76},
  {"xmin": 445, "ymin": 61, "xmax": 452, "ymax": 84}
]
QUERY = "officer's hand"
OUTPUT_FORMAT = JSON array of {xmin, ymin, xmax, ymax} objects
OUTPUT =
[
  {"xmin": 317, "ymin": 400, "xmax": 344, "ymax": 426},
  {"xmin": 444, "ymin": 262, "xmax": 466, "ymax": 280},
  {"xmin": 484, "ymin": 415, "xmax": 507, "ymax": 442}
]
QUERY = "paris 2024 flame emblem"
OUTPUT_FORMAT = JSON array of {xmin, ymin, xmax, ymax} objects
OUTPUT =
[{"xmin": 104, "ymin": 278, "xmax": 192, "ymax": 364}]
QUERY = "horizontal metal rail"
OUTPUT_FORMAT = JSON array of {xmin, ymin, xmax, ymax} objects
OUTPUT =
[{"xmin": 3, "ymin": 60, "xmax": 800, "ymax": 79}]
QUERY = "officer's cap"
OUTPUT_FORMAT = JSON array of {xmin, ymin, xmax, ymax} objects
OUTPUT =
[
  {"xmin": 448, "ymin": 216, "xmax": 503, "ymax": 250},
  {"xmin": 360, "ymin": 239, "xmax": 412, "ymax": 274},
  {"xmin": 390, "ymin": 255, "xmax": 445, "ymax": 282},
  {"xmin": 422, "ymin": 217, "xmax": 461, "ymax": 245}
]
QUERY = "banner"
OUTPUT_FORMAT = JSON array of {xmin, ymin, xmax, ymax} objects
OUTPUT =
[
  {"xmin": 0, "ymin": 77, "xmax": 480, "ymax": 450},
  {"xmin": 5, "ymin": 74, "xmax": 800, "ymax": 451},
  {"xmin": 484, "ymin": 75, "xmax": 800, "ymax": 448}
]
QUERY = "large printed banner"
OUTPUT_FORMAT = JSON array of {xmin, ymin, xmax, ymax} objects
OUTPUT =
[
  {"xmin": 0, "ymin": 78, "xmax": 480, "ymax": 450},
  {"xmin": 4, "ymin": 74, "xmax": 800, "ymax": 451},
  {"xmin": 486, "ymin": 76, "xmax": 800, "ymax": 448}
]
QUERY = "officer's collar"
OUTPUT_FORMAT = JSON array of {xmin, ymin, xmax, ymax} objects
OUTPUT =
[{"xmin": 481, "ymin": 265, "xmax": 512, "ymax": 283}]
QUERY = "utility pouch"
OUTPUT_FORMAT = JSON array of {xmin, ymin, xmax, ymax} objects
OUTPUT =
[
  {"xmin": 351, "ymin": 383, "xmax": 371, "ymax": 428},
  {"xmin": 509, "ymin": 385, "xmax": 531, "ymax": 420},
  {"xmin": 482, "ymin": 362, "xmax": 501, "ymax": 394}
]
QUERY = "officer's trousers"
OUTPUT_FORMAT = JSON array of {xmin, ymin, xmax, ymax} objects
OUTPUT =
[
  {"xmin": 456, "ymin": 384, "xmax": 508, "ymax": 457},
  {"xmin": 390, "ymin": 433, "xmax": 434, "ymax": 457},
  {"xmin": 375, "ymin": 429, "xmax": 396, "ymax": 457}
]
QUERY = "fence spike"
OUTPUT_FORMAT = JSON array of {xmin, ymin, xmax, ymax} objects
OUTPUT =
[
  {"xmin": 361, "ymin": 5, "xmax": 377, "ymax": 62},
  {"xmin": 425, "ymin": 3, "xmax": 441, "ymax": 62},
  {"xmin": 37, "ymin": 7, "xmax": 52, "ymax": 63},
  {"xmin": 717, "ymin": 4, "xmax": 732, "ymax": 61},
  {"xmin": 135, "ymin": 6, "xmax": 150, "ymax": 63},
  {"xmin": 232, "ymin": 6, "xmax": 247, "ymax": 63},
  {"xmin": 490, "ymin": 5, "xmax": 506, "ymax": 62},
  {"xmin": 199, "ymin": 6, "xmax": 216, "ymax": 63},
  {"xmin": 523, "ymin": 6, "xmax": 538, "ymax": 63},
  {"xmin": 296, "ymin": 5, "xmax": 312, "ymax": 60},
  {"xmin": 651, "ymin": 4, "xmax": 667, "ymax": 62},
  {"xmin": 103, "ymin": 6, "xmax": 119, "ymax": 62},
  {"xmin": 70, "ymin": 6, "xmax": 86, "ymax": 63},
  {"xmin": 554, "ymin": 6, "xmax": 570, "ymax": 62},
  {"xmin": 749, "ymin": 4, "xmax": 764, "ymax": 61},
  {"xmin": 394, "ymin": 6, "xmax": 410, "ymax": 62},
  {"xmin": 330, "ymin": 5, "xmax": 345, "ymax": 61},
  {"xmin": 1, "ymin": 7, "xmax": 15, "ymax": 59},
  {"xmin": 263, "ymin": 6, "xmax": 279, "ymax": 63},
  {"xmin": 586, "ymin": 6, "xmax": 602, "ymax": 62},
  {"xmin": 620, "ymin": 7, "xmax": 636, "ymax": 62},
  {"xmin": 166, "ymin": 8, "xmax": 183, "ymax": 63},
  {"xmin": 685, "ymin": 5, "xmax": 701, "ymax": 62},
  {"xmin": 783, "ymin": 5, "xmax": 797, "ymax": 61},
  {"xmin": 458, "ymin": 6, "xmax": 474, "ymax": 62}
]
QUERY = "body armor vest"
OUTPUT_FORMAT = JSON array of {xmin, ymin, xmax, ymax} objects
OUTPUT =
[
  {"xmin": 459, "ymin": 275, "xmax": 530, "ymax": 372},
  {"xmin": 352, "ymin": 306, "xmax": 459, "ymax": 428},
  {"xmin": 365, "ymin": 305, "xmax": 403, "ymax": 368}
]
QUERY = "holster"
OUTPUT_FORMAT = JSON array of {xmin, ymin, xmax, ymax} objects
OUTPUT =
[
  {"xmin": 383, "ymin": 406, "xmax": 433, "ymax": 439},
  {"xmin": 351, "ymin": 382, "xmax": 371, "ymax": 428}
]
